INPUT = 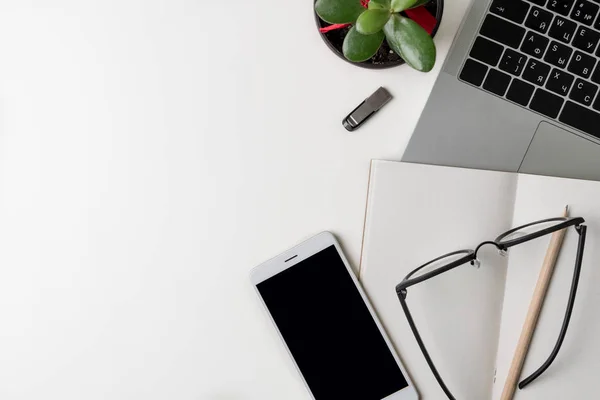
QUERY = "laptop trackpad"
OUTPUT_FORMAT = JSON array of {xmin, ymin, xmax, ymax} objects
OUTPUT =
[{"xmin": 519, "ymin": 122, "xmax": 600, "ymax": 181}]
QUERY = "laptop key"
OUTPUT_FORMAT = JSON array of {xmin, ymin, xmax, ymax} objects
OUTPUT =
[
  {"xmin": 560, "ymin": 101, "xmax": 600, "ymax": 138},
  {"xmin": 571, "ymin": 0, "xmax": 599, "ymax": 25},
  {"xmin": 499, "ymin": 49, "xmax": 529, "ymax": 75},
  {"xmin": 549, "ymin": 16, "xmax": 577, "ymax": 43},
  {"xmin": 546, "ymin": 68, "xmax": 576, "ymax": 95},
  {"xmin": 483, "ymin": 69, "xmax": 512, "ymax": 96},
  {"xmin": 572, "ymin": 26, "xmax": 600, "ymax": 53},
  {"xmin": 521, "ymin": 31, "xmax": 550, "ymax": 58},
  {"xmin": 525, "ymin": 6, "xmax": 554, "ymax": 33},
  {"xmin": 591, "ymin": 63, "xmax": 600, "ymax": 82},
  {"xmin": 480, "ymin": 15, "xmax": 526, "ymax": 48},
  {"xmin": 530, "ymin": 88, "xmax": 565, "ymax": 117},
  {"xmin": 470, "ymin": 37, "xmax": 504, "ymax": 66},
  {"xmin": 569, "ymin": 78, "xmax": 599, "ymax": 105},
  {"xmin": 567, "ymin": 50, "xmax": 596, "ymax": 77},
  {"xmin": 595, "ymin": 37, "xmax": 600, "ymax": 55},
  {"xmin": 460, "ymin": 59, "xmax": 489, "ymax": 86},
  {"xmin": 490, "ymin": 0, "xmax": 531, "ymax": 24},
  {"xmin": 523, "ymin": 59, "xmax": 552, "ymax": 85},
  {"xmin": 594, "ymin": 93, "xmax": 600, "ymax": 110},
  {"xmin": 595, "ymin": 12, "xmax": 600, "ymax": 30},
  {"xmin": 527, "ymin": 0, "xmax": 547, "ymax": 5},
  {"xmin": 547, "ymin": 0, "xmax": 576, "ymax": 15},
  {"xmin": 544, "ymin": 40, "xmax": 574, "ymax": 67},
  {"xmin": 506, "ymin": 78, "xmax": 536, "ymax": 105}
]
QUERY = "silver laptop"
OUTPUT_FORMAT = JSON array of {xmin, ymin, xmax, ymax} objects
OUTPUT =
[{"xmin": 403, "ymin": 0, "xmax": 600, "ymax": 181}]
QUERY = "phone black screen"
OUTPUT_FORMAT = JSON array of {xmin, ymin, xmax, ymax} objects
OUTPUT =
[{"xmin": 257, "ymin": 245, "xmax": 408, "ymax": 400}]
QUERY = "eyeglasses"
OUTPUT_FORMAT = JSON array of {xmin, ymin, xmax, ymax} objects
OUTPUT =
[{"xmin": 395, "ymin": 217, "xmax": 587, "ymax": 400}]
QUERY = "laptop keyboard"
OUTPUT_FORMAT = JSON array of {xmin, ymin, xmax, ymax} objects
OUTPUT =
[{"xmin": 459, "ymin": 0, "xmax": 600, "ymax": 139}]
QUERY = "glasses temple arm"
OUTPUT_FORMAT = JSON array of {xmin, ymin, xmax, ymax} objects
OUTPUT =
[
  {"xmin": 398, "ymin": 295, "xmax": 457, "ymax": 400},
  {"xmin": 518, "ymin": 224, "xmax": 587, "ymax": 390}
]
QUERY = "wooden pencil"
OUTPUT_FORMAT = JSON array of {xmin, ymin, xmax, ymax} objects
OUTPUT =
[{"xmin": 500, "ymin": 205, "xmax": 570, "ymax": 400}]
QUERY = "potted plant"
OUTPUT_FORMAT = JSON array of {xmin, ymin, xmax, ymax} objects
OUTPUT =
[{"xmin": 315, "ymin": 0, "xmax": 443, "ymax": 71}]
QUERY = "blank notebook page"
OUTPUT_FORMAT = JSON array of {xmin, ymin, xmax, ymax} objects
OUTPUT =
[
  {"xmin": 359, "ymin": 161, "xmax": 517, "ymax": 400},
  {"xmin": 493, "ymin": 174, "xmax": 600, "ymax": 400}
]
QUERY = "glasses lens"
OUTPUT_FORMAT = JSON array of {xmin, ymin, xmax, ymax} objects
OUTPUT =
[
  {"xmin": 497, "ymin": 218, "xmax": 568, "ymax": 246},
  {"xmin": 408, "ymin": 251, "xmax": 472, "ymax": 280}
]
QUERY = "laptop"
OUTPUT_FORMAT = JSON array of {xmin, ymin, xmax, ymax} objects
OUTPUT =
[{"xmin": 403, "ymin": 0, "xmax": 600, "ymax": 181}]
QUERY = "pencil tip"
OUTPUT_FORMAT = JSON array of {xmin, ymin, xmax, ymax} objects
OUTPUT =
[{"xmin": 565, "ymin": 205, "xmax": 569, "ymax": 215}]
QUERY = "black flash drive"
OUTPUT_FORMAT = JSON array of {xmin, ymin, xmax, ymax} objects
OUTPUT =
[{"xmin": 342, "ymin": 87, "xmax": 393, "ymax": 132}]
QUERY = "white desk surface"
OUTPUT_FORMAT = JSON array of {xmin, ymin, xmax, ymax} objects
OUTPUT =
[{"xmin": 0, "ymin": 1, "xmax": 471, "ymax": 399}]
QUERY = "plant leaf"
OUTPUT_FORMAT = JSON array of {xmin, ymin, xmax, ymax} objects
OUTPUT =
[
  {"xmin": 390, "ymin": 0, "xmax": 421, "ymax": 12},
  {"xmin": 383, "ymin": 14, "xmax": 436, "ymax": 71},
  {"xmin": 408, "ymin": 0, "xmax": 431, "ymax": 8},
  {"xmin": 343, "ymin": 27, "xmax": 385, "ymax": 62},
  {"xmin": 356, "ymin": 9, "xmax": 391, "ymax": 35},
  {"xmin": 368, "ymin": 0, "xmax": 391, "ymax": 10},
  {"xmin": 315, "ymin": 0, "xmax": 366, "ymax": 24}
]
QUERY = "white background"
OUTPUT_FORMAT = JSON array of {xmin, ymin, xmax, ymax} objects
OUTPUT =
[{"xmin": 0, "ymin": 1, "xmax": 470, "ymax": 399}]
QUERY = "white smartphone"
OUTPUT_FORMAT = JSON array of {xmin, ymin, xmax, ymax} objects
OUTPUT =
[{"xmin": 250, "ymin": 232, "xmax": 418, "ymax": 400}]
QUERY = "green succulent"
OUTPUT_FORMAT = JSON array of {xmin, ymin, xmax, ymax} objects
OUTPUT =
[{"xmin": 315, "ymin": 0, "xmax": 436, "ymax": 72}]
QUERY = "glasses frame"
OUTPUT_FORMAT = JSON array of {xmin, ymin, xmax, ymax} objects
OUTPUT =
[{"xmin": 395, "ymin": 217, "xmax": 587, "ymax": 400}]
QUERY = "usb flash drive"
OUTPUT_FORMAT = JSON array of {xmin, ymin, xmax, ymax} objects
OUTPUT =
[{"xmin": 342, "ymin": 87, "xmax": 393, "ymax": 132}]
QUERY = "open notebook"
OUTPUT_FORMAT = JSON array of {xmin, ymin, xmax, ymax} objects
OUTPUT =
[{"xmin": 359, "ymin": 160, "xmax": 600, "ymax": 400}]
